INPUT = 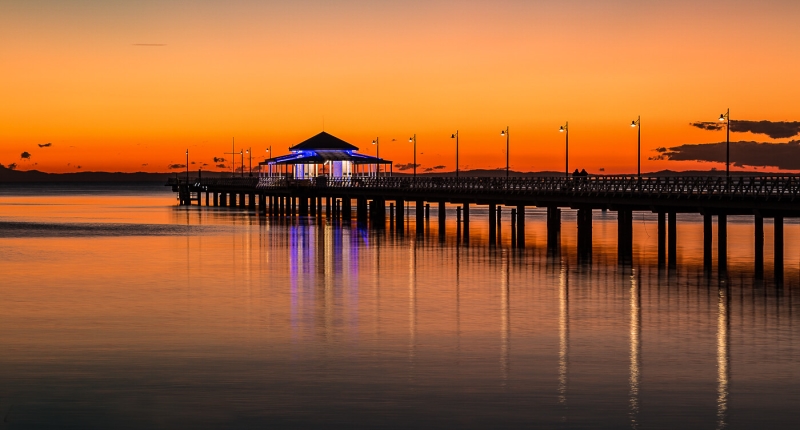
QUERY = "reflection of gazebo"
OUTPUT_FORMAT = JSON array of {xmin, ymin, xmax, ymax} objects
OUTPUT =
[{"xmin": 259, "ymin": 132, "xmax": 392, "ymax": 180}]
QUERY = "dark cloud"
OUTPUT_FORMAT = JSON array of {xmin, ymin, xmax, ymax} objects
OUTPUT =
[
  {"xmin": 191, "ymin": 161, "xmax": 196, "ymax": 165},
  {"xmin": 8, "ymin": 163, "xmax": 17, "ymax": 170},
  {"xmin": 38, "ymin": 143, "xmax": 52, "ymax": 148},
  {"xmin": 20, "ymin": 152, "xmax": 31, "ymax": 159},
  {"xmin": 202, "ymin": 163, "xmax": 208, "ymax": 166},
  {"xmin": 424, "ymin": 167, "xmax": 434, "ymax": 172},
  {"xmin": 691, "ymin": 120, "xmax": 800, "ymax": 139},
  {"xmin": 650, "ymin": 140, "xmax": 800, "ymax": 170},
  {"xmin": 213, "ymin": 157, "xmax": 226, "ymax": 163},
  {"xmin": 76, "ymin": 165, "xmax": 82, "ymax": 169},
  {"xmin": 168, "ymin": 163, "xmax": 186, "ymax": 169},
  {"xmin": 142, "ymin": 163, "xmax": 148, "ymax": 166},
  {"xmin": 216, "ymin": 163, "xmax": 226, "ymax": 168},
  {"xmin": 432, "ymin": 165, "xmax": 446, "ymax": 170},
  {"xmin": 394, "ymin": 163, "xmax": 420, "ymax": 171}
]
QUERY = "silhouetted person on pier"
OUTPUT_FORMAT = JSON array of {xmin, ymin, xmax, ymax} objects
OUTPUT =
[
  {"xmin": 572, "ymin": 169, "xmax": 580, "ymax": 178},
  {"xmin": 580, "ymin": 169, "xmax": 588, "ymax": 177}
]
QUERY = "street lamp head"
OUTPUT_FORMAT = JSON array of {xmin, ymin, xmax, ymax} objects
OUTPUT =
[
  {"xmin": 372, "ymin": 140, "xmax": 377, "ymax": 145},
  {"xmin": 408, "ymin": 137, "xmax": 413, "ymax": 143},
  {"xmin": 500, "ymin": 130, "xmax": 505, "ymax": 136},
  {"xmin": 630, "ymin": 120, "xmax": 637, "ymax": 127},
  {"xmin": 451, "ymin": 133, "xmax": 456, "ymax": 139},
  {"xmin": 559, "ymin": 126, "xmax": 565, "ymax": 133},
  {"xmin": 719, "ymin": 114, "xmax": 726, "ymax": 121}
]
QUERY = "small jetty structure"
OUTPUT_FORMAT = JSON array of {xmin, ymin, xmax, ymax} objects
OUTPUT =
[{"xmin": 259, "ymin": 132, "xmax": 392, "ymax": 183}]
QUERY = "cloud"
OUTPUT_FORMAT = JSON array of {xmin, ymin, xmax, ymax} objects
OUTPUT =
[
  {"xmin": 168, "ymin": 163, "xmax": 186, "ymax": 169},
  {"xmin": 432, "ymin": 165, "xmax": 446, "ymax": 170},
  {"xmin": 690, "ymin": 120, "xmax": 800, "ymax": 139},
  {"xmin": 394, "ymin": 163, "xmax": 420, "ymax": 171},
  {"xmin": 213, "ymin": 157, "xmax": 226, "ymax": 163},
  {"xmin": 76, "ymin": 165, "xmax": 82, "ymax": 169},
  {"xmin": 133, "ymin": 43, "xmax": 166, "ymax": 46},
  {"xmin": 20, "ymin": 152, "xmax": 31, "ymax": 159},
  {"xmin": 202, "ymin": 163, "xmax": 208, "ymax": 166},
  {"xmin": 424, "ymin": 167, "xmax": 434, "ymax": 172},
  {"xmin": 38, "ymin": 143, "xmax": 52, "ymax": 148},
  {"xmin": 191, "ymin": 161, "xmax": 196, "ymax": 165},
  {"xmin": 216, "ymin": 163, "xmax": 226, "ymax": 168},
  {"xmin": 141, "ymin": 163, "xmax": 148, "ymax": 166},
  {"xmin": 650, "ymin": 140, "xmax": 800, "ymax": 170},
  {"xmin": 8, "ymin": 163, "xmax": 17, "ymax": 170}
]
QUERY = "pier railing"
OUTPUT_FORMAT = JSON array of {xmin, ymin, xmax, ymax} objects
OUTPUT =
[{"xmin": 170, "ymin": 175, "xmax": 800, "ymax": 200}]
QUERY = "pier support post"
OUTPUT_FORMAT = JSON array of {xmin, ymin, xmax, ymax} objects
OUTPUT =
[
  {"xmin": 416, "ymin": 200, "xmax": 424, "ymax": 236},
  {"xmin": 577, "ymin": 208, "xmax": 592, "ymax": 260},
  {"xmin": 425, "ymin": 203, "xmax": 430, "ymax": 221},
  {"xmin": 317, "ymin": 197, "xmax": 323, "ymax": 219},
  {"xmin": 516, "ymin": 205, "xmax": 525, "ymax": 249},
  {"xmin": 214, "ymin": 192, "xmax": 219, "ymax": 207},
  {"xmin": 259, "ymin": 194, "xmax": 266, "ymax": 214},
  {"xmin": 668, "ymin": 212, "xmax": 677, "ymax": 269},
  {"xmin": 309, "ymin": 197, "xmax": 316, "ymax": 217},
  {"xmin": 438, "ymin": 201, "xmax": 446, "ymax": 242},
  {"xmin": 356, "ymin": 197, "xmax": 368, "ymax": 225},
  {"xmin": 220, "ymin": 193, "xmax": 227, "ymax": 207},
  {"xmin": 497, "ymin": 206, "xmax": 502, "ymax": 244},
  {"xmin": 617, "ymin": 209, "xmax": 633, "ymax": 264},
  {"xmin": 249, "ymin": 194, "xmax": 255, "ymax": 210},
  {"xmin": 389, "ymin": 203, "xmax": 395, "ymax": 229},
  {"xmin": 342, "ymin": 198, "xmax": 351, "ymax": 222},
  {"xmin": 547, "ymin": 207, "xmax": 561, "ymax": 252},
  {"xmin": 240, "ymin": 193, "xmax": 246, "ymax": 208},
  {"xmin": 511, "ymin": 209, "xmax": 517, "ymax": 249},
  {"xmin": 774, "ymin": 216, "xmax": 784, "ymax": 282},
  {"xmin": 718, "ymin": 213, "xmax": 727, "ymax": 275},
  {"xmin": 754, "ymin": 214, "xmax": 764, "ymax": 278},
  {"xmin": 205, "ymin": 192, "xmax": 209, "ymax": 206},
  {"xmin": 299, "ymin": 197, "xmax": 309, "ymax": 217},
  {"xmin": 396, "ymin": 199, "xmax": 404, "ymax": 234},
  {"xmin": 462, "ymin": 203, "xmax": 470, "ymax": 244},
  {"xmin": 488, "ymin": 203, "xmax": 497, "ymax": 247},
  {"xmin": 703, "ymin": 213, "xmax": 712, "ymax": 271},
  {"xmin": 658, "ymin": 212, "xmax": 666, "ymax": 267}
]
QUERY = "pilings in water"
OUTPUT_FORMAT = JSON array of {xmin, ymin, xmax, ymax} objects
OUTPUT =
[
  {"xmin": 396, "ymin": 199, "xmax": 405, "ymax": 234},
  {"xmin": 718, "ymin": 213, "xmax": 728, "ymax": 275},
  {"xmin": 462, "ymin": 203, "xmax": 470, "ymax": 244},
  {"xmin": 516, "ymin": 205, "xmax": 525, "ymax": 249},
  {"xmin": 416, "ymin": 200, "xmax": 424, "ymax": 236},
  {"xmin": 668, "ymin": 212, "xmax": 677, "ymax": 270},
  {"xmin": 617, "ymin": 209, "xmax": 633, "ymax": 265},
  {"xmin": 547, "ymin": 207, "xmax": 561, "ymax": 253},
  {"xmin": 775, "ymin": 216, "xmax": 784, "ymax": 282},
  {"xmin": 577, "ymin": 208, "xmax": 592, "ymax": 261},
  {"xmin": 438, "ymin": 201, "xmax": 446, "ymax": 242},
  {"xmin": 488, "ymin": 203, "xmax": 497, "ymax": 247}
]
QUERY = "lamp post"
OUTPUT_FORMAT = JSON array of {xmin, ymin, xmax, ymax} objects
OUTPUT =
[
  {"xmin": 559, "ymin": 122, "xmax": 568, "ymax": 178},
  {"xmin": 500, "ymin": 126, "xmax": 509, "ymax": 180},
  {"xmin": 451, "ymin": 131, "xmax": 459, "ymax": 178},
  {"xmin": 630, "ymin": 116, "xmax": 641, "ymax": 180},
  {"xmin": 372, "ymin": 137, "xmax": 379, "ymax": 177},
  {"xmin": 246, "ymin": 147, "xmax": 252, "ymax": 177},
  {"xmin": 719, "ymin": 108, "xmax": 730, "ymax": 178},
  {"xmin": 408, "ymin": 134, "xmax": 417, "ymax": 180},
  {"xmin": 185, "ymin": 149, "xmax": 189, "ymax": 182}
]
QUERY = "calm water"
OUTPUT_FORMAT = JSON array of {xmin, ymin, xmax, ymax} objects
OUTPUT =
[{"xmin": 1, "ymin": 184, "xmax": 798, "ymax": 429}]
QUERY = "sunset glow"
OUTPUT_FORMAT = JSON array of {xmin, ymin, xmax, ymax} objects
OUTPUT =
[{"xmin": 2, "ymin": 0, "xmax": 799, "ymax": 174}]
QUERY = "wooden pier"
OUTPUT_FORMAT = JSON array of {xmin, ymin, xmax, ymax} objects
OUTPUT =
[{"xmin": 170, "ymin": 175, "xmax": 800, "ymax": 280}]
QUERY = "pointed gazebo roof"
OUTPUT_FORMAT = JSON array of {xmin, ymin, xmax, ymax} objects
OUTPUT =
[{"xmin": 289, "ymin": 131, "xmax": 359, "ymax": 151}]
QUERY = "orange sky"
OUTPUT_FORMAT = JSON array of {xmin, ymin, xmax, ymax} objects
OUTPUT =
[{"xmin": 1, "ymin": 0, "xmax": 799, "ymax": 174}]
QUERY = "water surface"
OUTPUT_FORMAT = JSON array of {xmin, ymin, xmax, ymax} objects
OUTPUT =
[{"xmin": 0, "ymin": 184, "xmax": 798, "ymax": 429}]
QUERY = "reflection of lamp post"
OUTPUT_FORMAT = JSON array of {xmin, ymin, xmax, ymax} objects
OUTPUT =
[
  {"xmin": 559, "ymin": 122, "xmax": 569, "ymax": 178},
  {"xmin": 500, "ymin": 126, "xmax": 509, "ymax": 180},
  {"xmin": 719, "ymin": 108, "xmax": 730, "ymax": 178},
  {"xmin": 630, "ymin": 116, "xmax": 641, "ymax": 180},
  {"xmin": 408, "ymin": 134, "xmax": 417, "ymax": 180},
  {"xmin": 451, "ymin": 131, "xmax": 459, "ymax": 178}
]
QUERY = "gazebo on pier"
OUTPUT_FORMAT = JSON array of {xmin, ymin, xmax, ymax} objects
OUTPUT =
[{"xmin": 258, "ymin": 132, "xmax": 392, "ymax": 183}]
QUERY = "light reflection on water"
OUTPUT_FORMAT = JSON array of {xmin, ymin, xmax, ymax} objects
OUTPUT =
[{"xmin": 0, "ymin": 188, "xmax": 798, "ymax": 429}]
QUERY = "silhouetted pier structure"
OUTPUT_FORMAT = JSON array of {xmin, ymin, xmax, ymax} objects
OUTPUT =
[{"xmin": 171, "ymin": 175, "xmax": 800, "ymax": 280}]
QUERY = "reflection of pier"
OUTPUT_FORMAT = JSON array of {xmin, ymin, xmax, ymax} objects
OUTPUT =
[{"xmin": 172, "ymin": 175, "xmax": 799, "ymax": 281}]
